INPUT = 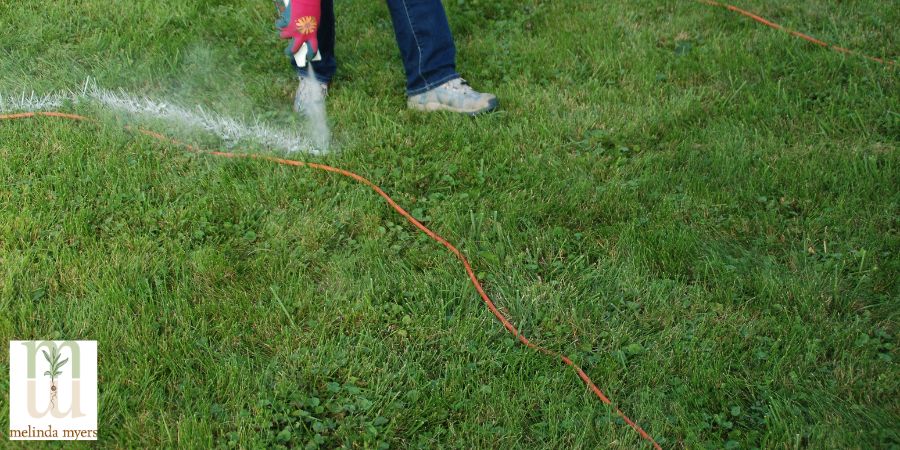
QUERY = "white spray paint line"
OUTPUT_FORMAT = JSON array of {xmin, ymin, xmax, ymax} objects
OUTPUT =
[
  {"xmin": 0, "ymin": 90, "xmax": 70, "ymax": 112},
  {"xmin": 90, "ymin": 88, "xmax": 324, "ymax": 154},
  {"xmin": 0, "ymin": 80, "xmax": 326, "ymax": 155}
]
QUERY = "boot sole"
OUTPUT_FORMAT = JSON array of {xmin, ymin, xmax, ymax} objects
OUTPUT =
[{"xmin": 407, "ymin": 97, "xmax": 499, "ymax": 116}]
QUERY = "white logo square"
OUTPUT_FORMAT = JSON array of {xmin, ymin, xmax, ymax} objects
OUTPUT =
[{"xmin": 8, "ymin": 341, "xmax": 98, "ymax": 440}]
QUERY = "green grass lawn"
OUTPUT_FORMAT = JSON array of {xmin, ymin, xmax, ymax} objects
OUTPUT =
[{"xmin": 1, "ymin": 0, "xmax": 898, "ymax": 448}]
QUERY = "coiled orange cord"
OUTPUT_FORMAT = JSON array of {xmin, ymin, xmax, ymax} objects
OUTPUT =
[
  {"xmin": 1, "ymin": 111, "xmax": 663, "ymax": 448},
  {"xmin": 699, "ymin": 0, "xmax": 895, "ymax": 66}
]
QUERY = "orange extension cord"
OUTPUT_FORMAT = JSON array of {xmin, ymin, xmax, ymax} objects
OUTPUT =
[
  {"xmin": 1, "ymin": 111, "xmax": 663, "ymax": 448},
  {"xmin": 699, "ymin": 0, "xmax": 895, "ymax": 66}
]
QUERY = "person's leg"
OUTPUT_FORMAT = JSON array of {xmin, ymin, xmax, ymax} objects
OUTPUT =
[
  {"xmin": 295, "ymin": 0, "xmax": 337, "ymax": 83},
  {"xmin": 384, "ymin": 0, "xmax": 459, "ymax": 95}
]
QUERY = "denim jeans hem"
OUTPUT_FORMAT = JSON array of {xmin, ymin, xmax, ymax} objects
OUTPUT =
[{"xmin": 406, "ymin": 72, "xmax": 460, "ymax": 96}]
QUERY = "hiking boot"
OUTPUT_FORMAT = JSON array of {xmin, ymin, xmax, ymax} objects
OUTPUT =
[
  {"xmin": 293, "ymin": 75, "xmax": 328, "ymax": 114},
  {"xmin": 407, "ymin": 78, "xmax": 498, "ymax": 115}
]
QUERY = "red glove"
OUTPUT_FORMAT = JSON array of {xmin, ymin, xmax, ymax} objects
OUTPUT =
[{"xmin": 278, "ymin": 0, "xmax": 321, "ymax": 58}]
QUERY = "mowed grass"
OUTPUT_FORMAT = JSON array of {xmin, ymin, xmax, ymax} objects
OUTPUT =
[{"xmin": 1, "ymin": 0, "xmax": 898, "ymax": 448}]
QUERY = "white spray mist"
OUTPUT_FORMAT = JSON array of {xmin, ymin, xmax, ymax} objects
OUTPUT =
[
  {"xmin": 297, "ymin": 65, "xmax": 331, "ymax": 151},
  {"xmin": 306, "ymin": 64, "xmax": 331, "ymax": 152},
  {"xmin": 0, "ymin": 79, "xmax": 327, "ymax": 155}
]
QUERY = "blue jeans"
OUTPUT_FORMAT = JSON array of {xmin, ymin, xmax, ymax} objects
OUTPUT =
[{"xmin": 292, "ymin": 0, "xmax": 459, "ymax": 95}]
